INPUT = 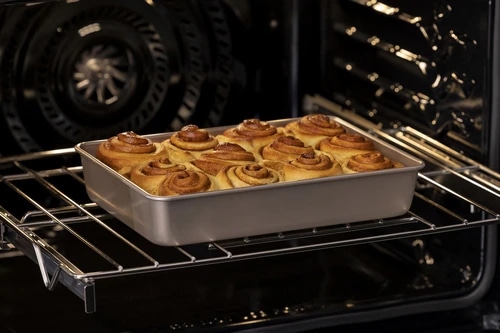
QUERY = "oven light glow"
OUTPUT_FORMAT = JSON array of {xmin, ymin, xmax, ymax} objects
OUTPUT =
[
  {"xmin": 368, "ymin": 36, "xmax": 380, "ymax": 46},
  {"xmin": 395, "ymin": 48, "xmax": 417, "ymax": 62},
  {"xmin": 431, "ymin": 75, "xmax": 442, "ymax": 88},
  {"xmin": 145, "ymin": 0, "xmax": 155, "ymax": 5},
  {"xmin": 78, "ymin": 23, "xmax": 101, "ymax": 37},
  {"xmin": 367, "ymin": 72, "xmax": 379, "ymax": 82},
  {"xmin": 417, "ymin": 61, "xmax": 427, "ymax": 75},
  {"xmin": 372, "ymin": 2, "xmax": 399, "ymax": 15},
  {"xmin": 345, "ymin": 26, "xmax": 356, "ymax": 35}
]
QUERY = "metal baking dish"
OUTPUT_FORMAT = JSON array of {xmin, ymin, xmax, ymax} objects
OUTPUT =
[{"xmin": 75, "ymin": 117, "xmax": 425, "ymax": 246}]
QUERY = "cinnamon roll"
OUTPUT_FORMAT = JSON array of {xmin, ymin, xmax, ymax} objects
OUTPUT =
[
  {"xmin": 157, "ymin": 170, "xmax": 217, "ymax": 196},
  {"xmin": 130, "ymin": 157, "xmax": 189, "ymax": 195},
  {"xmin": 96, "ymin": 131, "xmax": 169, "ymax": 177},
  {"xmin": 342, "ymin": 151, "xmax": 404, "ymax": 174},
  {"xmin": 279, "ymin": 151, "xmax": 343, "ymax": 181},
  {"xmin": 285, "ymin": 114, "xmax": 345, "ymax": 148},
  {"xmin": 215, "ymin": 163, "xmax": 282, "ymax": 189},
  {"xmin": 216, "ymin": 118, "xmax": 284, "ymax": 153},
  {"xmin": 162, "ymin": 124, "xmax": 219, "ymax": 163},
  {"xmin": 318, "ymin": 133, "xmax": 375, "ymax": 162},
  {"xmin": 191, "ymin": 142, "xmax": 256, "ymax": 176},
  {"xmin": 261, "ymin": 136, "xmax": 315, "ymax": 162}
]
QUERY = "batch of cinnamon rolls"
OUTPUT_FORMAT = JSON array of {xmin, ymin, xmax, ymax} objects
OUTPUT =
[{"xmin": 96, "ymin": 114, "xmax": 404, "ymax": 196}]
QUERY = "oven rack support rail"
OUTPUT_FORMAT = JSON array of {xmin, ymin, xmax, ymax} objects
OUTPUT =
[{"xmin": 1, "ymin": 129, "xmax": 500, "ymax": 313}]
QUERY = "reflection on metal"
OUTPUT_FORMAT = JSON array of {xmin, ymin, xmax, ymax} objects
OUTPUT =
[
  {"xmin": 332, "ymin": 54, "xmax": 480, "ymax": 138},
  {"xmin": 333, "ymin": 58, "xmax": 434, "ymax": 116},
  {"xmin": 333, "ymin": 23, "xmax": 437, "ymax": 78},
  {"xmin": 73, "ymin": 44, "xmax": 132, "ymax": 105},
  {"xmin": 78, "ymin": 23, "xmax": 101, "ymax": 37},
  {"xmin": 1, "ymin": 96, "xmax": 500, "ymax": 311}
]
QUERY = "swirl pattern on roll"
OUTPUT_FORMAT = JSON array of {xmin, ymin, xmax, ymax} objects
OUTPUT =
[
  {"xmin": 191, "ymin": 142, "xmax": 256, "ymax": 176},
  {"xmin": 130, "ymin": 157, "xmax": 188, "ymax": 194},
  {"xmin": 319, "ymin": 133, "xmax": 375, "ymax": 162},
  {"xmin": 96, "ymin": 131, "xmax": 169, "ymax": 176},
  {"xmin": 158, "ymin": 170, "xmax": 216, "ymax": 196},
  {"xmin": 285, "ymin": 114, "xmax": 345, "ymax": 148},
  {"xmin": 215, "ymin": 163, "xmax": 281, "ymax": 189},
  {"xmin": 94, "ymin": 117, "xmax": 408, "ymax": 196},
  {"xmin": 281, "ymin": 151, "xmax": 343, "ymax": 181},
  {"xmin": 342, "ymin": 151, "xmax": 403, "ymax": 174},
  {"xmin": 217, "ymin": 119, "xmax": 284, "ymax": 153},
  {"xmin": 162, "ymin": 125, "xmax": 219, "ymax": 162},
  {"xmin": 261, "ymin": 136, "xmax": 314, "ymax": 162}
]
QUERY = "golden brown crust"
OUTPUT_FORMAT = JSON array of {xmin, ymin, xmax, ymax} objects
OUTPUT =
[
  {"xmin": 129, "ymin": 157, "xmax": 189, "ymax": 194},
  {"xmin": 284, "ymin": 114, "xmax": 345, "ymax": 148},
  {"xmin": 215, "ymin": 163, "xmax": 282, "ymax": 189},
  {"xmin": 280, "ymin": 151, "xmax": 343, "ymax": 181},
  {"xmin": 191, "ymin": 142, "xmax": 256, "ymax": 176},
  {"xmin": 342, "ymin": 151, "xmax": 404, "ymax": 174},
  {"xmin": 96, "ymin": 131, "xmax": 169, "ymax": 177},
  {"xmin": 318, "ymin": 133, "xmax": 375, "ymax": 162},
  {"xmin": 261, "ymin": 136, "xmax": 315, "ymax": 162},
  {"xmin": 96, "ymin": 118, "xmax": 408, "ymax": 196},
  {"xmin": 157, "ymin": 170, "xmax": 217, "ymax": 196},
  {"xmin": 216, "ymin": 118, "xmax": 285, "ymax": 153},
  {"xmin": 162, "ymin": 125, "xmax": 219, "ymax": 162}
]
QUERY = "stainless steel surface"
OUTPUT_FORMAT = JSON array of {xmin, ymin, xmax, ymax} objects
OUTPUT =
[
  {"xmin": 75, "ymin": 117, "xmax": 424, "ymax": 246},
  {"xmin": 1, "ymin": 98, "xmax": 499, "ymax": 313}
]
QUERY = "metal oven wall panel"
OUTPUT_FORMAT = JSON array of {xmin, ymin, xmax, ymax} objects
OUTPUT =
[
  {"xmin": 0, "ymin": 0, "xmax": 499, "ymax": 332},
  {"xmin": 319, "ymin": 0, "xmax": 492, "ymax": 164}
]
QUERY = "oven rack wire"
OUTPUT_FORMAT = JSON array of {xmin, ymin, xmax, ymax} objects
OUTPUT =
[{"xmin": 1, "ymin": 125, "xmax": 500, "ymax": 313}]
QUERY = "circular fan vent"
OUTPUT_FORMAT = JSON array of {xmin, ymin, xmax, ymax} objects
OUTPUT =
[{"xmin": 0, "ymin": 0, "xmax": 235, "ymax": 155}]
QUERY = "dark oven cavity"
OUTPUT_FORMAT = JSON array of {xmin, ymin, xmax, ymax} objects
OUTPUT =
[
  {"xmin": 0, "ymin": 0, "xmax": 240, "ymax": 156},
  {"xmin": 1, "ymin": 0, "xmax": 500, "ymax": 332}
]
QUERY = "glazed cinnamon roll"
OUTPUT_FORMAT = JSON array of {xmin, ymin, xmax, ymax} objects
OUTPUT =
[
  {"xmin": 191, "ymin": 142, "xmax": 256, "ymax": 176},
  {"xmin": 342, "ymin": 151, "xmax": 404, "ymax": 174},
  {"xmin": 157, "ymin": 170, "xmax": 217, "ymax": 196},
  {"xmin": 318, "ymin": 133, "xmax": 375, "ymax": 162},
  {"xmin": 162, "ymin": 124, "xmax": 219, "ymax": 163},
  {"xmin": 96, "ymin": 131, "xmax": 169, "ymax": 177},
  {"xmin": 261, "ymin": 136, "xmax": 315, "ymax": 162},
  {"xmin": 130, "ymin": 157, "xmax": 189, "ymax": 194},
  {"xmin": 279, "ymin": 151, "xmax": 343, "ymax": 181},
  {"xmin": 215, "ymin": 163, "xmax": 282, "ymax": 189},
  {"xmin": 285, "ymin": 114, "xmax": 345, "ymax": 148},
  {"xmin": 216, "ymin": 118, "xmax": 284, "ymax": 153}
]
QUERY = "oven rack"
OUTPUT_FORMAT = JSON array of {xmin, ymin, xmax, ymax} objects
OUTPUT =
[{"xmin": 1, "ymin": 128, "xmax": 500, "ymax": 313}]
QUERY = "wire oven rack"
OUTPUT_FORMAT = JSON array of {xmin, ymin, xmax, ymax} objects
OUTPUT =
[{"xmin": 1, "ymin": 118, "xmax": 500, "ymax": 314}]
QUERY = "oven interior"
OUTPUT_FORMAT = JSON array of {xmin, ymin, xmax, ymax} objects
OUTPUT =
[{"xmin": 1, "ymin": 0, "xmax": 500, "ymax": 332}]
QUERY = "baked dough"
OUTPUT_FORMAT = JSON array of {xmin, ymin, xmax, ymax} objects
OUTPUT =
[
  {"xmin": 279, "ymin": 151, "xmax": 343, "ymax": 181},
  {"xmin": 96, "ymin": 131, "xmax": 169, "ymax": 177},
  {"xmin": 129, "ymin": 157, "xmax": 189, "ymax": 194},
  {"xmin": 318, "ymin": 133, "xmax": 375, "ymax": 162},
  {"xmin": 157, "ymin": 170, "xmax": 217, "ymax": 196},
  {"xmin": 261, "ymin": 135, "xmax": 315, "ymax": 162},
  {"xmin": 342, "ymin": 151, "xmax": 404, "ymax": 174},
  {"xmin": 216, "ymin": 118, "xmax": 285, "ymax": 154},
  {"xmin": 162, "ymin": 124, "xmax": 219, "ymax": 162},
  {"xmin": 215, "ymin": 163, "xmax": 282, "ymax": 189},
  {"xmin": 284, "ymin": 114, "xmax": 345, "ymax": 148},
  {"xmin": 191, "ymin": 142, "xmax": 256, "ymax": 176}
]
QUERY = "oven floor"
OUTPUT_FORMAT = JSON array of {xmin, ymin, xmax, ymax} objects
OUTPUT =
[{"xmin": 0, "ymin": 250, "xmax": 494, "ymax": 333}]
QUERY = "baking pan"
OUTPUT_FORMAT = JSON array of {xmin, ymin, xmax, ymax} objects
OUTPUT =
[{"xmin": 75, "ymin": 117, "xmax": 425, "ymax": 246}]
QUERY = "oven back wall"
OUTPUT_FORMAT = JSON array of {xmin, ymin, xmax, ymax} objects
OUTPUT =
[
  {"xmin": 0, "ymin": 0, "xmax": 263, "ymax": 157},
  {"xmin": 318, "ymin": 0, "xmax": 493, "ymax": 165}
]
